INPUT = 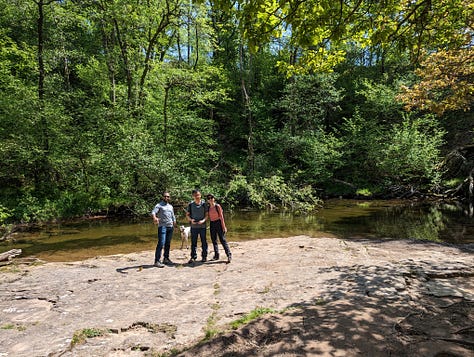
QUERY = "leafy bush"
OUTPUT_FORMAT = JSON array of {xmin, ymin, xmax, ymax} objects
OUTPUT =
[
  {"xmin": 224, "ymin": 174, "xmax": 321, "ymax": 212},
  {"xmin": 0, "ymin": 205, "xmax": 12, "ymax": 225},
  {"xmin": 354, "ymin": 76, "xmax": 405, "ymax": 123},
  {"xmin": 338, "ymin": 111, "xmax": 445, "ymax": 191},
  {"xmin": 338, "ymin": 110, "xmax": 384, "ymax": 186},
  {"xmin": 377, "ymin": 114, "xmax": 445, "ymax": 186},
  {"xmin": 13, "ymin": 194, "xmax": 59, "ymax": 223}
]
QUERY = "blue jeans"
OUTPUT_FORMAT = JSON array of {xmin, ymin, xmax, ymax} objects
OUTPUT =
[
  {"xmin": 190, "ymin": 227, "xmax": 207, "ymax": 260},
  {"xmin": 155, "ymin": 226, "xmax": 173, "ymax": 263}
]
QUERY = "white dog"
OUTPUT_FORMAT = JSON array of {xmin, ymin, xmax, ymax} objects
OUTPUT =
[{"xmin": 179, "ymin": 225, "xmax": 191, "ymax": 249}]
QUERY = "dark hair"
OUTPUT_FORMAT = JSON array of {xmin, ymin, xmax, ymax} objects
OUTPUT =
[{"xmin": 192, "ymin": 189, "xmax": 201, "ymax": 195}]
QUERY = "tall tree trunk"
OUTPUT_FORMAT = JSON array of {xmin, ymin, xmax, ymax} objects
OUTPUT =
[
  {"xmin": 34, "ymin": 0, "xmax": 55, "ymax": 191},
  {"xmin": 242, "ymin": 78, "xmax": 255, "ymax": 174},
  {"xmin": 187, "ymin": 0, "xmax": 192, "ymax": 66},
  {"xmin": 193, "ymin": 22, "xmax": 199, "ymax": 70},
  {"xmin": 163, "ymin": 85, "xmax": 170, "ymax": 147},
  {"xmin": 36, "ymin": 0, "xmax": 45, "ymax": 103},
  {"xmin": 36, "ymin": 0, "xmax": 50, "ymax": 153},
  {"xmin": 177, "ymin": 31, "xmax": 183, "ymax": 61},
  {"xmin": 100, "ymin": 22, "xmax": 117, "ymax": 105},
  {"xmin": 138, "ymin": 12, "xmax": 172, "ymax": 110},
  {"xmin": 112, "ymin": 18, "xmax": 134, "ymax": 109},
  {"xmin": 239, "ymin": 42, "xmax": 254, "ymax": 174}
]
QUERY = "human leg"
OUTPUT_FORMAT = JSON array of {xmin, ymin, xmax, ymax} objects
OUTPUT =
[
  {"xmin": 209, "ymin": 221, "xmax": 219, "ymax": 259},
  {"xmin": 163, "ymin": 226, "xmax": 174, "ymax": 264},
  {"xmin": 214, "ymin": 222, "xmax": 231, "ymax": 262},
  {"xmin": 218, "ymin": 230, "xmax": 232, "ymax": 259},
  {"xmin": 199, "ymin": 227, "xmax": 208, "ymax": 261},
  {"xmin": 190, "ymin": 227, "xmax": 199, "ymax": 261},
  {"xmin": 154, "ymin": 226, "xmax": 166, "ymax": 267}
]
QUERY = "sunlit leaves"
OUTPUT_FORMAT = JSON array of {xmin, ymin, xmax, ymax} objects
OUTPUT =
[
  {"xmin": 233, "ymin": 0, "xmax": 473, "ymax": 73},
  {"xmin": 399, "ymin": 47, "xmax": 474, "ymax": 115},
  {"xmin": 277, "ymin": 48, "xmax": 346, "ymax": 75}
]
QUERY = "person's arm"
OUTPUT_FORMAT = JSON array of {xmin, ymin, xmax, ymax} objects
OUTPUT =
[
  {"xmin": 203, "ymin": 209, "xmax": 209, "ymax": 225},
  {"xmin": 151, "ymin": 205, "xmax": 160, "ymax": 224},
  {"xmin": 186, "ymin": 204, "xmax": 193, "ymax": 223},
  {"xmin": 218, "ymin": 204, "xmax": 227, "ymax": 232},
  {"xmin": 172, "ymin": 209, "xmax": 177, "ymax": 227}
]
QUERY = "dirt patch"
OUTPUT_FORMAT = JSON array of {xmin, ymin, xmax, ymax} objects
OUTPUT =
[{"xmin": 0, "ymin": 236, "xmax": 473, "ymax": 356}]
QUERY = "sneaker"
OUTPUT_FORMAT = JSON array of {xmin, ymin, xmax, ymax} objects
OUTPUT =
[
  {"xmin": 226, "ymin": 256, "xmax": 232, "ymax": 264},
  {"xmin": 154, "ymin": 261, "xmax": 164, "ymax": 268},
  {"xmin": 201, "ymin": 258, "xmax": 207, "ymax": 263},
  {"xmin": 211, "ymin": 256, "xmax": 219, "ymax": 261},
  {"xmin": 188, "ymin": 258, "xmax": 196, "ymax": 264},
  {"xmin": 163, "ymin": 258, "xmax": 173, "ymax": 265}
]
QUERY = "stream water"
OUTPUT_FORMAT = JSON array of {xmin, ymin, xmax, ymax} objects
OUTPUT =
[{"xmin": 1, "ymin": 199, "xmax": 473, "ymax": 262}]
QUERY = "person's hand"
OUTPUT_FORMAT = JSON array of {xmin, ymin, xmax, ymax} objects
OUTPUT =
[
  {"xmin": 153, "ymin": 216, "xmax": 159, "ymax": 225},
  {"xmin": 224, "ymin": 227, "xmax": 227, "ymax": 233}
]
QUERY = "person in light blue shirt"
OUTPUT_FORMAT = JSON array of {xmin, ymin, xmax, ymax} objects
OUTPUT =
[{"xmin": 151, "ymin": 192, "xmax": 177, "ymax": 267}]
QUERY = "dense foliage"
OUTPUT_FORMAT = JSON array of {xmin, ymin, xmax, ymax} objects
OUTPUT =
[{"xmin": 0, "ymin": 0, "xmax": 472, "ymax": 224}]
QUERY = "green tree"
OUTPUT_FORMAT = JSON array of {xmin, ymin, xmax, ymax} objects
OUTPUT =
[
  {"xmin": 279, "ymin": 74, "xmax": 343, "ymax": 134},
  {"xmin": 233, "ymin": 0, "xmax": 471, "ymax": 73}
]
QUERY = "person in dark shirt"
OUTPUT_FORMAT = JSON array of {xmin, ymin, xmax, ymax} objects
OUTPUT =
[{"xmin": 186, "ymin": 189, "xmax": 208, "ymax": 264}]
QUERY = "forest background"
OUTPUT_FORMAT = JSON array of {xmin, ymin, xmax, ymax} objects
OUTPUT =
[{"xmin": 0, "ymin": 0, "xmax": 473, "ymax": 225}]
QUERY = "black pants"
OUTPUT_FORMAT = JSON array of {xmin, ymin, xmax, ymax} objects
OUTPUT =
[
  {"xmin": 209, "ymin": 219, "xmax": 231, "ymax": 258},
  {"xmin": 190, "ymin": 227, "xmax": 207, "ymax": 260}
]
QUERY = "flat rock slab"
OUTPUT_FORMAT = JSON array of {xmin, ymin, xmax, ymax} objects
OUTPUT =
[{"xmin": 0, "ymin": 236, "xmax": 473, "ymax": 356}]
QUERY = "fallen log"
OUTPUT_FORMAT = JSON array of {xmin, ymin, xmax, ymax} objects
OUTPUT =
[
  {"xmin": 444, "ymin": 167, "xmax": 474, "ymax": 202},
  {"xmin": 0, "ymin": 249, "xmax": 22, "ymax": 262}
]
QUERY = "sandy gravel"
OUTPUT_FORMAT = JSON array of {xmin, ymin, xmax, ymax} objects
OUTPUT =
[{"xmin": 0, "ymin": 236, "xmax": 473, "ymax": 356}]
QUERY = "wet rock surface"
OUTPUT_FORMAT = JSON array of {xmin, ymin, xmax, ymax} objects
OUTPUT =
[{"xmin": 0, "ymin": 236, "xmax": 473, "ymax": 356}]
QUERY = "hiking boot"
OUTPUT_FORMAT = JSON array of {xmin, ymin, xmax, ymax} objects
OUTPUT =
[
  {"xmin": 211, "ymin": 255, "xmax": 219, "ymax": 261},
  {"xmin": 201, "ymin": 257, "xmax": 207, "ymax": 263},
  {"xmin": 226, "ymin": 256, "xmax": 232, "ymax": 264},
  {"xmin": 163, "ymin": 258, "xmax": 173, "ymax": 265},
  {"xmin": 154, "ymin": 261, "xmax": 164, "ymax": 268},
  {"xmin": 188, "ymin": 258, "xmax": 196, "ymax": 264}
]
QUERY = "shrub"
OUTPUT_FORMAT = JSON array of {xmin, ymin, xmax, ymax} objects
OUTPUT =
[
  {"xmin": 224, "ymin": 174, "xmax": 321, "ymax": 212},
  {"xmin": 377, "ymin": 114, "xmax": 445, "ymax": 187}
]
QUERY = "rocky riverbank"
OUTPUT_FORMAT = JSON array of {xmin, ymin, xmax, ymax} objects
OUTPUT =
[{"xmin": 0, "ymin": 236, "xmax": 473, "ymax": 356}]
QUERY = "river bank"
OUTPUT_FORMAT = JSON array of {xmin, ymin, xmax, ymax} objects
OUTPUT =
[{"xmin": 1, "ymin": 236, "xmax": 473, "ymax": 356}]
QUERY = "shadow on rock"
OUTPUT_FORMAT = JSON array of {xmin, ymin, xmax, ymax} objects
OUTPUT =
[
  {"xmin": 178, "ymin": 261, "xmax": 474, "ymax": 357},
  {"xmin": 116, "ymin": 264, "xmax": 155, "ymax": 274}
]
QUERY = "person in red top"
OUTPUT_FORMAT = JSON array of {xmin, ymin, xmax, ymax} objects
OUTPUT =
[{"xmin": 206, "ymin": 194, "xmax": 232, "ymax": 263}]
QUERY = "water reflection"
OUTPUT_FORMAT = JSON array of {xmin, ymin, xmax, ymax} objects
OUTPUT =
[
  {"xmin": 321, "ymin": 201, "xmax": 474, "ymax": 244},
  {"xmin": 1, "ymin": 200, "xmax": 473, "ymax": 262}
]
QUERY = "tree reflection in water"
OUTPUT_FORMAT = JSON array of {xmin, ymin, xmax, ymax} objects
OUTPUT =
[{"xmin": 1, "ymin": 200, "xmax": 473, "ymax": 262}]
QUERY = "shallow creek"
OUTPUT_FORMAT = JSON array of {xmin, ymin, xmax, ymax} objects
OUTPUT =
[{"xmin": 1, "ymin": 199, "xmax": 473, "ymax": 262}]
